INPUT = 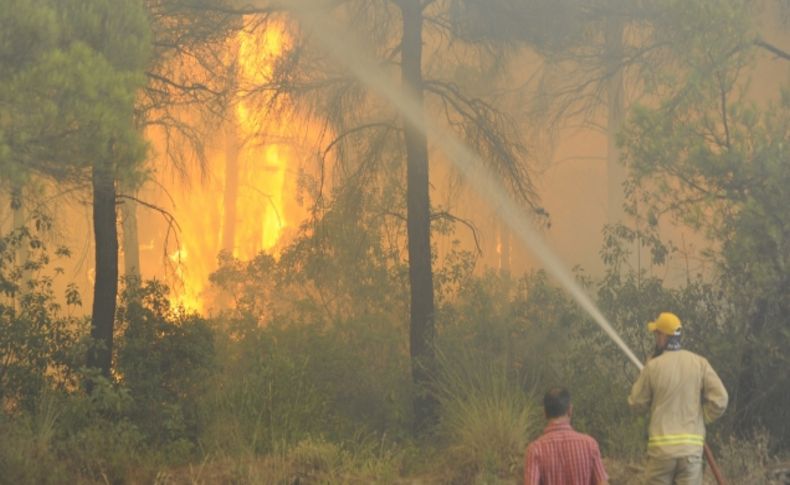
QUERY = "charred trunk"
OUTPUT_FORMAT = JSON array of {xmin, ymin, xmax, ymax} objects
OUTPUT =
[
  {"xmin": 87, "ymin": 164, "xmax": 119, "ymax": 382},
  {"xmin": 401, "ymin": 0, "xmax": 438, "ymax": 432}
]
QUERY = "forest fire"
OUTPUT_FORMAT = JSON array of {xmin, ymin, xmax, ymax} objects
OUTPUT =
[
  {"xmin": 155, "ymin": 18, "xmax": 296, "ymax": 312},
  {"xmin": 3, "ymin": 1, "xmax": 789, "ymax": 482}
]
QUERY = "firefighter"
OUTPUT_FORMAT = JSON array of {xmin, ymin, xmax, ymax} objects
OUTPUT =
[{"xmin": 628, "ymin": 312, "xmax": 728, "ymax": 485}]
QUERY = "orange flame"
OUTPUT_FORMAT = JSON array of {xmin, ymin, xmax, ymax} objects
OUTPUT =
[{"xmin": 145, "ymin": 17, "xmax": 302, "ymax": 313}]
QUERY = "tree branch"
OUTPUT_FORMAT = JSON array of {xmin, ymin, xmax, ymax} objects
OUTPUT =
[
  {"xmin": 754, "ymin": 38, "xmax": 790, "ymax": 62},
  {"xmin": 431, "ymin": 210, "xmax": 482, "ymax": 255},
  {"xmin": 116, "ymin": 194, "xmax": 182, "ymax": 271},
  {"xmin": 146, "ymin": 71, "xmax": 225, "ymax": 97}
]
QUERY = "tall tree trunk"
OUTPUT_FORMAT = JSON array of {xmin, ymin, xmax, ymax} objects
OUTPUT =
[
  {"xmin": 401, "ymin": 0, "xmax": 438, "ymax": 432},
  {"xmin": 222, "ymin": 122, "xmax": 240, "ymax": 255},
  {"xmin": 120, "ymin": 190, "xmax": 140, "ymax": 283},
  {"xmin": 606, "ymin": 15, "xmax": 625, "ymax": 225},
  {"xmin": 87, "ymin": 164, "xmax": 119, "ymax": 381}
]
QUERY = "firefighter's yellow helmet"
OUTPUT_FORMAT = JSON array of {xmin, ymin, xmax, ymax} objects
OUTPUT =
[{"xmin": 647, "ymin": 312, "xmax": 682, "ymax": 335}]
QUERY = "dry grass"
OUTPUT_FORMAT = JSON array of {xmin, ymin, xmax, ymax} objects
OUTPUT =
[{"xmin": 432, "ymin": 351, "xmax": 538, "ymax": 484}]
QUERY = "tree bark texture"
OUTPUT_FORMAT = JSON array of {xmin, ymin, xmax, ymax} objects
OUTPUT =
[
  {"xmin": 401, "ymin": 0, "xmax": 438, "ymax": 432},
  {"xmin": 87, "ymin": 164, "xmax": 119, "ymax": 380}
]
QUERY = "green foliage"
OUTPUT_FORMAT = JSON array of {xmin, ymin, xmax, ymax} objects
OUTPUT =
[
  {"xmin": 203, "ymin": 191, "xmax": 414, "ymax": 453},
  {"xmin": 0, "ymin": 216, "xmax": 82, "ymax": 412},
  {"xmin": 0, "ymin": 272, "xmax": 218, "ymax": 482},
  {"xmin": 435, "ymin": 267, "xmax": 639, "ymax": 477},
  {"xmin": 438, "ymin": 268, "xmax": 585, "ymax": 395},
  {"xmin": 116, "ymin": 280, "xmax": 216, "ymax": 454},
  {"xmin": 199, "ymin": 316, "xmax": 335, "ymax": 454},
  {"xmin": 434, "ymin": 263, "xmax": 727, "ymax": 461},
  {"xmin": 620, "ymin": 9, "xmax": 790, "ymax": 442},
  {"xmin": 0, "ymin": 380, "xmax": 150, "ymax": 484},
  {"xmin": 0, "ymin": 0, "xmax": 150, "ymax": 185},
  {"xmin": 56, "ymin": 378, "xmax": 147, "ymax": 483},
  {"xmin": 201, "ymin": 307, "xmax": 412, "ymax": 454}
]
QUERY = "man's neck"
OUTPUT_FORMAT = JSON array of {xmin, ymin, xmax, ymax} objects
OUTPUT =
[{"xmin": 548, "ymin": 416, "xmax": 571, "ymax": 426}]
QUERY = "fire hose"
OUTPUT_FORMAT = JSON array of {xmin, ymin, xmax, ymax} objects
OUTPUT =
[
  {"xmin": 634, "ymin": 360, "xmax": 728, "ymax": 485},
  {"xmin": 703, "ymin": 442, "xmax": 728, "ymax": 485}
]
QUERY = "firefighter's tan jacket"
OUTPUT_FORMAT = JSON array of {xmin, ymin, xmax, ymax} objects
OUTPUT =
[{"xmin": 628, "ymin": 349, "xmax": 728, "ymax": 459}]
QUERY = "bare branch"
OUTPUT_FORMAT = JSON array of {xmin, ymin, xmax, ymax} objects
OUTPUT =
[
  {"xmin": 754, "ymin": 38, "xmax": 790, "ymax": 61},
  {"xmin": 117, "ymin": 194, "xmax": 181, "ymax": 235},
  {"xmin": 116, "ymin": 193, "xmax": 182, "ymax": 271},
  {"xmin": 424, "ymin": 79, "xmax": 538, "ymax": 206},
  {"xmin": 431, "ymin": 210, "xmax": 482, "ymax": 255},
  {"xmin": 145, "ymin": 71, "xmax": 225, "ymax": 97}
]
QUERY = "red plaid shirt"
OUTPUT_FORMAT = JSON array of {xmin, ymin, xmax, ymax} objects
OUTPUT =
[{"xmin": 524, "ymin": 419, "xmax": 608, "ymax": 485}]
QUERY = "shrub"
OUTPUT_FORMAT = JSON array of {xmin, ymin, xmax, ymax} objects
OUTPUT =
[
  {"xmin": 712, "ymin": 429, "xmax": 774, "ymax": 484},
  {"xmin": 0, "ymin": 217, "xmax": 82, "ymax": 412},
  {"xmin": 198, "ymin": 317, "xmax": 333, "ymax": 455},
  {"xmin": 199, "ymin": 311, "xmax": 412, "ymax": 456},
  {"xmin": 0, "ymin": 393, "xmax": 68, "ymax": 484},
  {"xmin": 52, "ymin": 378, "xmax": 147, "ymax": 483},
  {"xmin": 116, "ymin": 280, "xmax": 215, "ymax": 454},
  {"xmin": 433, "ymin": 350, "xmax": 538, "ymax": 484},
  {"xmin": 287, "ymin": 438, "xmax": 344, "ymax": 482}
]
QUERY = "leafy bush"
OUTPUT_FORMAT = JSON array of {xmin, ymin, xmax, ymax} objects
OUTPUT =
[
  {"xmin": 436, "ymin": 267, "xmax": 646, "ymax": 461},
  {"xmin": 0, "ymin": 379, "xmax": 149, "ymax": 484},
  {"xmin": 116, "ymin": 280, "xmax": 215, "ymax": 454},
  {"xmin": 0, "ymin": 217, "xmax": 82, "ymax": 412},
  {"xmin": 200, "ymin": 311, "xmax": 412, "ymax": 455},
  {"xmin": 203, "ymin": 225, "xmax": 413, "ymax": 454},
  {"xmin": 199, "ymin": 317, "xmax": 333, "ymax": 455},
  {"xmin": 56, "ymin": 379, "xmax": 146, "ymax": 482}
]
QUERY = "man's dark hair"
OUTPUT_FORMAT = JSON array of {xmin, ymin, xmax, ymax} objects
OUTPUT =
[{"xmin": 544, "ymin": 387, "xmax": 571, "ymax": 418}]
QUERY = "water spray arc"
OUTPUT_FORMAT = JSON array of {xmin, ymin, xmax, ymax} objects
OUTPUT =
[
  {"xmin": 274, "ymin": 0, "xmax": 643, "ymax": 369},
  {"xmin": 264, "ymin": 3, "xmax": 727, "ymax": 482}
]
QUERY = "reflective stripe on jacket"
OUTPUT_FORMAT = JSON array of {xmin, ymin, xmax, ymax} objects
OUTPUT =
[{"xmin": 628, "ymin": 349, "xmax": 728, "ymax": 459}]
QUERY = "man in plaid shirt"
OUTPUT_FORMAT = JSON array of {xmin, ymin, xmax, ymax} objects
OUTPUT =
[{"xmin": 525, "ymin": 387, "xmax": 609, "ymax": 485}]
